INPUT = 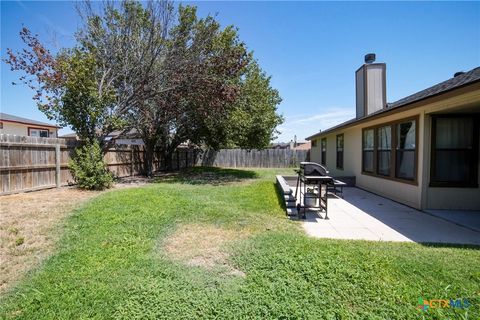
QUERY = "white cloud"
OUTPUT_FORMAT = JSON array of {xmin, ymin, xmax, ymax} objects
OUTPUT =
[
  {"xmin": 275, "ymin": 107, "xmax": 355, "ymax": 142},
  {"xmin": 15, "ymin": 0, "xmax": 27, "ymax": 11},
  {"xmin": 16, "ymin": 0, "xmax": 71, "ymax": 44}
]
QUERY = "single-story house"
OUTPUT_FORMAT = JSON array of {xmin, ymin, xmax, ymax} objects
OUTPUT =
[
  {"xmin": 270, "ymin": 142, "xmax": 291, "ymax": 149},
  {"xmin": 60, "ymin": 130, "xmax": 194, "ymax": 148},
  {"xmin": 306, "ymin": 57, "xmax": 479, "ymax": 210},
  {"xmin": 292, "ymin": 141, "xmax": 311, "ymax": 151},
  {"xmin": 60, "ymin": 129, "xmax": 144, "ymax": 145},
  {"xmin": 270, "ymin": 141, "xmax": 311, "ymax": 150},
  {"xmin": 0, "ymin": 112, "xmax": 59, "ymax": 137}
]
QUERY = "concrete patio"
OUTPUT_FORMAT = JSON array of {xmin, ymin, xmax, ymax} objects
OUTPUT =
[{"xmin": 298, "ymin": 187, "xmax": 480, "ymax": 245}]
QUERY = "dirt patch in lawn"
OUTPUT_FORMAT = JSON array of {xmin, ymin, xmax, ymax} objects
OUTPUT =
[{"xmin": 161, "ymin": 224, "xmax": 248, "ymax": 277}]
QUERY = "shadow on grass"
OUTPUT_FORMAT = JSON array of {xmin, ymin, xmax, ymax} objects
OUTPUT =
[
  {"xmin": 419, "ymin": 242, "xmax": 480, "ymax": 250},
  {"xmin": 153, "ymin": 167, "xmax": 258, "ymax": 186}
]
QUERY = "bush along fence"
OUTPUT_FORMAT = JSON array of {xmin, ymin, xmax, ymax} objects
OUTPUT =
[{"xmin": 0, "ymin": 134, "xmax": 309, "ymax": 195}]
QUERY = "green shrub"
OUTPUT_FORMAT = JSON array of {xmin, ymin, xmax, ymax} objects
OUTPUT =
[{"xmin": 69, "ymin": 140, "xmax": 113, "ymax": 190}]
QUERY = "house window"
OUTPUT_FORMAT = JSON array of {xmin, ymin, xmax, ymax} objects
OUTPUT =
[
  {"xmin": 377, "ymin": 126, "xmax": 392, "ymax": 176},
  {"xmin": 321, "ymin": 138, "xmax": 327, "ymax": 166},
  {"xmin": 362, "ymin": 129, "xmax": 374, "ymax": 173},
  {"xmin": 0, "ymin": 122, "xmax": 3, "ymax": 129},
  {"xmin": 336, "ymin": 134, "xmax": 344, "ymax": 169},
  {"xmin": 362, "ymin": 116, "xmax": 418, "ymax": 183},
  {"xmin": 396, "ymin": 120, "xmax": 416, "ymax": 180},
  {"xmin": 28, "ymin": 128, "xmax": 49, "ymax": 137},
  {"xmin": 430, "ymin": 116, "xmax": 479, "ymax": 187},
  {"xmin": 311, "ymin": 139, "xmax": 317, "ymax": 147}
]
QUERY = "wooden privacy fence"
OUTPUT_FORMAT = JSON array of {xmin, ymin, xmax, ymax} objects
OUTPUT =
[
  {"xmin": 0, "ymin": 134, "xmax": 309, "ymax": 195},
  {"xmin": 196, "ymin": 148, "xmax": 309, "ymax": 168},
  {"xmin": 1, "ymin": 135, "xmax": 71, "ymax": 195},
  {"xmin": 0, "ymin": 135, "xmax": 194, "ymax": 195}
]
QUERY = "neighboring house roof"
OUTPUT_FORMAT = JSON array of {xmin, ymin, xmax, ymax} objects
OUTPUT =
[
  {"xmin": 59, "ymin": 133, "xmax": 79, "ymax": 139},
  {"xmin": 306, "ymin": 67, "xmax": 480, "ymax": 140},
  {"xmin": 292, "ymin": 141, "xmax": 311, "ymax": 150},
  {"xmin": 108, "ymin": 129, "xmax": 140, "ymax": 139},
  {"xmin": 270, "ymin": 142, "xmax": 290, "ymax": 149},
  {"xmin": 0, "ymin": 112, "xmax": 59, "ymax": 128},
  {"xmin": 269, "ymin": 142, "xmax": 310, "ymax": 150},
  {"xmin": 60, "ymin": 129, "xmax": 141, "ymax": 140}
]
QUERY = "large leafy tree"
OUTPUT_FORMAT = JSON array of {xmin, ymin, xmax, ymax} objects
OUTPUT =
[
  {"xmin": 76, "ymin": 0, "xmax": 173, "ymax": 118},
  {"xmin": 55, "ymin": 49, "xmax": 122, "ymax": 143},
  {"xmin": 77, "ymin": 2, "xmax": 251, "ymax": 173},
  {"xmin": 153, "ymin": 6, "xmax": 250, "ymax": 169},
  {"xmin": 216, "ymin": 60, "xmax": 283, "ymax": 149},
  {"xmin": 4, "ymin": 29, "xmax": 122, "ymax": 144},
  {"xmin": 76, "ymin": 0, "xmax": 174, "ymax": 174},
  {"xmin": 5, "ymin": 0, "xmax": 283, "ymax": 176}
]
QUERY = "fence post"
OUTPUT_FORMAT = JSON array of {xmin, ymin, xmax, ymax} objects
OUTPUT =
[
  {"xmin": 176, "ymin": 149, "xmax": 180, "ymax": 169},
  {"xmin": 130, "ymin": 148, "xmax": 134, "ymax": 176},
  {"xmin": 55, "ymin": 143, "xmax": 61, "ymax": 188}
]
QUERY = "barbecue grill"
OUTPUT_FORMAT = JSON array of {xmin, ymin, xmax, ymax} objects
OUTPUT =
[{"xmin": 294, "ymin": 162, "xmax": 333, "ymax": 219}]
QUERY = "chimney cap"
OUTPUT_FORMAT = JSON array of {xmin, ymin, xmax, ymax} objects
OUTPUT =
[
  {"xmin": 454, "ymin": 71, "xmax": 465, "ymax": 77},
  {"xmin": 364, "ymin": 53, "xmax": 376, "ymax": 64}
]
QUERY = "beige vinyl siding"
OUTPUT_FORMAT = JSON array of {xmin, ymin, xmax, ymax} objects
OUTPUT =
[
  {"xmin": 0, "ymin": 122, "xmax": 29, "ymax": 136},
  {"xmin": 0, "ymin": 122, "xmax": 57, "ymax": 137},
  {"xmin": 310, "ymin": 138, "xmax": 321, "ymax": 163}
]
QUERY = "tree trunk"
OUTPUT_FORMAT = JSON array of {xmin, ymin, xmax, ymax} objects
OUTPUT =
[
  {"xmin": 164, "ymin": 149, "xmax": 174, "ymax": 171},
  {"xmin": 144, "ymin": 140, "xmax": 156, "ymax": 177},
  {"xmin": 163, "ymin": 140, "xmax": 182, "ymax": 171}
]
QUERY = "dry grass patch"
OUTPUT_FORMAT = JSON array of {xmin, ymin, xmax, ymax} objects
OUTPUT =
[
  {"xmin": 0, "ymin": 179, "xmax": 157, "ymax": 294},
  {"xmin": 161, "ymin": 223, "xmax": 249, "ymax": 276},
  {"xmin": 0, "ymin": 187, "xmax": 100, "ymax": 294}
]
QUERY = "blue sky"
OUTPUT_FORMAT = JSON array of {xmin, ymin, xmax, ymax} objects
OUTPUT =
[{"xmin": 1, "ymin": 1, "xmax": 479, "ymax": 141}]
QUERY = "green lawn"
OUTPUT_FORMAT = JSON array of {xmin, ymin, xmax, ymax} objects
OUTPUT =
[{"xmin": 1, "ymin": 167, "xmax": 479, "ymax": 319}]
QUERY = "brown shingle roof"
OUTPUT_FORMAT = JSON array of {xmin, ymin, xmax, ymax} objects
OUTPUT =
[{"xmin": 388, "ymin": 67, "xmax": 480, "ymax": 109}]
